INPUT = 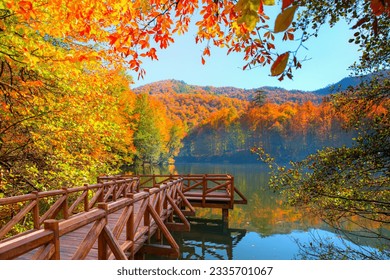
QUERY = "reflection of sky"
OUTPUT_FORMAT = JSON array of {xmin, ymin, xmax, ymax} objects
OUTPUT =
[
  {"xmin": 233, "ymin": 229, "xmax": 382, "ymax": 260},
  {"xmin": 234, "ymin": 231, "xmax": 302, "ymax": 260}
]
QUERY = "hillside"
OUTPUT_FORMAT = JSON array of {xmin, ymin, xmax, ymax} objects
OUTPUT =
[
  {"xmin": 130, "ymin": 77, "xmax": 369, "ymax": 163},
  {"xmin": 314, "ymin": 70, "xmax": 389, "ymax": 95},
  {"xmin": 133, "ymin": 79, "xmax": 323, "ymax": 104}
]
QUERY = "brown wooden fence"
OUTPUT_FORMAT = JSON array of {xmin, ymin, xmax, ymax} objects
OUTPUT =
[{"xmin": 0, "ymin": 177, "xmax": 193, "ymax": 259}]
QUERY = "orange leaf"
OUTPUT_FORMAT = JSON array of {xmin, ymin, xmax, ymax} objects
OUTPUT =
[
  {"xmin": 274, "ymin": 5, "xmax": 297, "ymax": 33},
  {"xmin": 201, "ymin": 56, "xmax": 205, "ymax": 65},
  {"xmin": 271, "ymin": 52, "xmax": 289, "ymax": 76},
  {"xmin": 19, "ymin": 1, "xmax": 32, "ymax": 12},
  {"xmin": 108, "ymin": 33, "xmax": 119, "ymax": 45}
]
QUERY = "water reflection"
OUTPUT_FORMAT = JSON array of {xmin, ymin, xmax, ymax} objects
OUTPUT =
[
  {"xmin": 174, "ymin": 218, "xmax": 247, "ymax": 260},
  {"xmin": 127, "ymin": 163, "xmax": 389, "ymax": 259}
]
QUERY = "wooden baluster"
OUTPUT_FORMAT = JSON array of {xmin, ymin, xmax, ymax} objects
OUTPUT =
[
  {"xmin": 62, "ymin": 187, "xmax": 69, "ymax": 219},
  {"xmin": 143, "ymin": 189, "xmax": 151, "ymax": 242},
  {"xmin": 44, "ymin": 219, "xmax": 60, "ymax": 260},
  {"xmin": 113, "ymin": 183, "xmax": 117, "ymax": 201},
  {"xmin": 83, "ymin": 184, "xmax": 89, "ymax": 212},
  {"xmin": 202, "ymin": 175, "xmax": 206, "ymax": 207},
  {"xmin": 97, "ymin": 203, "xmax": 108, "ymax": 260},
  {"xmin": 99, "ymin": 184, "xmax": 104, "ymax": 203},
  {"xmin": 126, "ymin": 193, "xmax": 135, "ymax": 259},
  {"xmin": 230, "ymin": 175, "xmax": 234, "ymax": 209},
  {"xmin": 32, "ymin": 191, "xmax": 40, "ymax": 229}
]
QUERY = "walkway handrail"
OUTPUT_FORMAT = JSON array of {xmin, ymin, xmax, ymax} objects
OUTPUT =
[
  {"xmin": 0, "ymin": 178, "xmax": 188, "ymax": 260},
  {"xmin": 0, "ymin": 177, "xmax": 139, "ymax": 240},
  {"xmin": 135, "ymin": 174, "xmax": 245, "ymax": 209}
]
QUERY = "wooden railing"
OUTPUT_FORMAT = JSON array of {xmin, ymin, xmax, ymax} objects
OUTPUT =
[
  {"xmin": 133, "ymin": 174, "xmax": 247, "ymax": 208},
  {"xmin": 0, "ymin": 177, "xmax": 139, "ymax": 240},
  {"xmin": 0, "ymin": 178, "xmax": 191, "ymax": 260}
]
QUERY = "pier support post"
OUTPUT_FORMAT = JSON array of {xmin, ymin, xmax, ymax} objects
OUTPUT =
[{"xmin": 222, "ymin": 209, "xmax": 229, "ymax": 227}]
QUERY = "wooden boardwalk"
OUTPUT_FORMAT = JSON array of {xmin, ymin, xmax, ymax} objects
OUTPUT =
[{"xmin": 0, "ymin": 174, "xmax": 246, "ymax": 260}]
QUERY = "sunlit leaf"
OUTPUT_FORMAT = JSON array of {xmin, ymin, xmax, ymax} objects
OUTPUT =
[
  {"xmin": 263, "ymin": 0, "xmax": 275, "ymax": 5},
  {"xmin": 235, "ymin": 0, "xmax": 262, "ymax": 31},
  {"xmin": 271, "ymin": 52, "xmax": 289, "ymax": 76},
  {"xmin": 274, "ymin": 5, "xmax": 297, "ymax": 33}
]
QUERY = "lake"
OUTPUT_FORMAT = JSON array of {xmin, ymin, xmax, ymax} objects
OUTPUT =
[{"xmin": 130, "ymin": 163, "xmax": 387, "ymax": 260}]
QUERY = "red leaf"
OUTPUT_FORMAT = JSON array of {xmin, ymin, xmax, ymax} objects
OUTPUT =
[
  {"xmin": 271, "ymin": 52, "xmax": 289, "ymax": 76},
  {"xmin": 19, "ymin": 1, "xmax": 32, "ymax": 12},
  {"xmin": 108, "ymin": 33, "xmax": 119, "ymax": 45},
  {"xmin": 370, "ymin": 0, "xmax": 385, "ymax": 16},
  {"xmin": 282, "ymin": 0, "xmax": 294, "ymax": 10},
  {"xmin": 201, "ymin": 56, "xmax": 205, "ymax": 65}
]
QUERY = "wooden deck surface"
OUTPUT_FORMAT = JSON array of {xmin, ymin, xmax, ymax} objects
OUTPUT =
[
  {"xmin": 16, "ymin": 198, "xmax": 173, "ymax": 260},
  {"xmin": 0, "ymin": 174, "xmax": 247, "ymax": 260}
]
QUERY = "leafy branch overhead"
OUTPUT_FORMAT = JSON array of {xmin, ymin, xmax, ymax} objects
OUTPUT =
[{"xmin": 2, "ymin": 0, "xmax": 389, "ymax": 81}]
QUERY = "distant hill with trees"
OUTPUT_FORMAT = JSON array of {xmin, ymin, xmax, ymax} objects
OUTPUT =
[{"xmin": 132, "ymin": 76, "xmax": 372, "ymax": 163}]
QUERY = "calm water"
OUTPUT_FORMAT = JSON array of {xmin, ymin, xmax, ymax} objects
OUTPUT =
[{"xmin": 131, "ymin": 163, "xmax": 387, "ymax": 260}]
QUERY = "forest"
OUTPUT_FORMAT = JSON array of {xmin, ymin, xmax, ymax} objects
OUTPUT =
[
  {"xmin": 137, "ymin": 80, "xmax": 358, "ymax": 163},
  {"xmin": 0, "ymin": 0, "xmax": 389, "ymax": 260}
]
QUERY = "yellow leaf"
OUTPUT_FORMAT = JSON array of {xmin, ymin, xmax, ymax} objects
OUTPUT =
[
  {"xmin": 263, "ymin": 0, "xmax": 275, "ymax": 5},
  {"xmin": 274, "ymin": 5, "xmax": 297, "ymax": 33},
  {"xmin": 271, "ymin": 52, "xmax": 289, "ymax": 76},
  {"xmin": 234, "ymin": 0, "xmax": 262, "ymax": 32}
]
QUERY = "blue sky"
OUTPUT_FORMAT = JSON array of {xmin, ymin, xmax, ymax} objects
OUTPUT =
[{"xmin": 130, "ymin": 6, "xmax": 360, "ymax": 92}]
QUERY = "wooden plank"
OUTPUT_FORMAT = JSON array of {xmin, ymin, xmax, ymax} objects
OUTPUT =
[
  {"xmin": 0, "ymin": 230, "xmax": 53, "ymax": 260},
  {"xmin": 59, "ymin": 209, "xmax": 105, "ymax": 236},
  {"xmin": 102, "ymin": 226, "xmax": 127, "ymax": 260},
  {"xmin": 166, "ymin": 222, "xmax": 188, "ymax": 232},
  {"xmin": 39, "ymin": 196, "xmax": 66, "ymax": 224},
  {"xmin": 112, "ymin": 205, "xmax": 133, "ymax": 239},
  {"xmin": 68, "ymin": 190, "xmax": 87, "ymax": 215},
  {"xmin": 44, "ymin": 219, "xmax": 60, "ymax": 259},
  {"xmin": 0, "ymin": 200, "xmax": 37, "ymax": 239},
  {"xmin": 166, "ymin": 195, "xmax": 190, "ymax": 231},
  {"xmin": 32, "ymin": 243, "xmax": 55, "ymax": 260},
  {"xmin": 72, "ymin": 218, "xmax": 106, "ymax": 260},
  {"xmin": 0, "ymin": 194, "xmax": 36, "ymax": 205},
  {"xmin": 147, "ymin": 204, "xmax": 179, "ymax": 253},
  {"xmin": 88, "ymin": 188, "xmax": 104, "ymax": 209},
  {"xmin": 140, "ymin": 244, "xmax": 178, "ymax": 257}
]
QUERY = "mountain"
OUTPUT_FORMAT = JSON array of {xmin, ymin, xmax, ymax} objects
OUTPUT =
[
  {"xmin": 133, "ymin": 79, "xmax": 323, "ymax": 104},
  {"xmin": 314, "ymin": 70, "xmax": 389, "ymax": 95},
  {"xmin": 133, "ymin": 71, "xmax": 389, "ymax": 102}
]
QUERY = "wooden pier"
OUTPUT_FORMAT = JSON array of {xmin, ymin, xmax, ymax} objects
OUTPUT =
[{"xmin": 0, "ymin": 174, "xmax": 246, "ymax": 260}]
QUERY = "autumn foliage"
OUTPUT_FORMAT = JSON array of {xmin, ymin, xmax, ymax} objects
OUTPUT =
[{"xmin": 1, "ymin": 0, "xmax": 389, "ymax": 197}]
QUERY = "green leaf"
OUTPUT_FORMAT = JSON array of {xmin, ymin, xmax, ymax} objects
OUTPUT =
[{"xmin": 274, "ymin": 5, "xmax": 297, "ymax": 33}]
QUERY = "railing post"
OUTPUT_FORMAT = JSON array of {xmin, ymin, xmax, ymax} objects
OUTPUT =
[
  {"xmin": 32, "ymin": 191, "xmax": 40, "ymax": 229},
  {"xmin": 97, "ymin": 203, "xmax": 108, "ymax": 260},
  {"xmin": 44, "ymin": 219, "xmax": 60, "ymax": 260},
  {"xmin": 202, "ymin": 175, "xmax": 206, "ymax": 207},
  {"xmin": 230, "ymin": 175, "xmax": 234, "ymax": 209},
  {"xmin": 62, "ymin": 187, "xmax": 69, "ymax": 219},
  {"xmin": 143, "ymin": 189, "xmax": 151, "ymax": 242},
  {"xmin": 83, "ymin": 184, "xmax": 89, "ymax": 212},
  {"xmin": 113, "ymin": 182, "xmax": 117, "ymax": 201},
  {"xmin": 99, "ymin": 183, "xmax": 104, "ymax": 203},
  {"xmin": 125, "ymin": 193, "xmax": 135, "ymax": 259}
]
